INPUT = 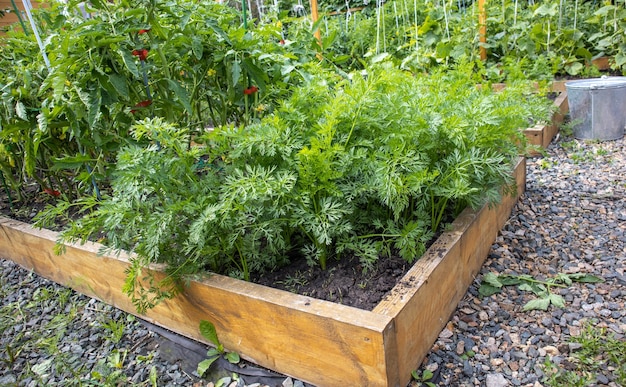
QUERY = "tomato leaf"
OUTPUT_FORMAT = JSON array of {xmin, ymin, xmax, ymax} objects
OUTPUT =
[
  {"xmin": 523, "ymin": 297, "xmax": 551, "ymax": 311},
  {"xmin": 548, "ymin": 293, "xmax": 566, "ymax": 309}
]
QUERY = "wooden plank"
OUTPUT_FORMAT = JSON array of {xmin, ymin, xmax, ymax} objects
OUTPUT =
[
  {"xmin": 0, "ymin": 217, "xmax": 397, "ymax": 386},
  {"xmin": 373, "ymin": 158, "xmax": 525, "ymax": 386},
  {"xmin": 591, "ymin": 56, "xmax": 611, "ymax": 71},
  {"xmin": 551, "ymin": 80, "xmax": 567, "ymax": 93},
  {"xmin": 525, "ymin": 124, "xmax": 545, "ymax": 148},
  {"xmin": 524, "ymin": 90, "xmax": 569, "ymax": 153},
  {"xmin": 542, "ymin": 92, "xmax": 568, "ymax": 148}
]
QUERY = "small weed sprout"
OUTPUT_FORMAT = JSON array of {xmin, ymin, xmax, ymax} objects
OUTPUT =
[
  {"xmin": 101, "ymin": 317, "xmax": 126, "ymax": 344},
  {"xmin": 543, "ymin": 321, "xmax": 625, "ymax": 386},
  {"xmin": 412, "ymin": 368, "xmax": 436, "ymax": 387},
  {"xmin": 197, "ymin": 320, "xmax": 240, "ymax": 377},
  {"xmin": 276, "ymin": 271, "xmax": 309, "ymax": 292}
]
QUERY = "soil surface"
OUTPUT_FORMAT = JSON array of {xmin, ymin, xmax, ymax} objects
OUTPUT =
[{"xmin": 253, "ymin": 251, "xmax": 412, "ymax": 310}]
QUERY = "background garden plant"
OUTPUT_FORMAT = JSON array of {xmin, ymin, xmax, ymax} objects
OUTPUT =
[
  {"xmin": 0, "ymin": 0, "xmax": 307, "ymax": 203},
  {"xmin": 3, "ymin": 0, "xmax": 624, "ymax": 209}
]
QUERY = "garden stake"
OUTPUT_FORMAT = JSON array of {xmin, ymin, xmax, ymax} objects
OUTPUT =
[
  {"xmin": 478, "ymin": 0, "xmax": 487, "ymax": 60},
  {"xmin": 413, "ymin": 0, "xmax": 419, "ymax": 51},
  {"xmin": 21, "ymin": 0, "xmax": 50, "ymax": 70},
  {"xmin": 393, "ymin": 2, "xmax": 399, "ymax": 34},
  {"xmin": 382, "ymin": 0, "xmax": 387, "ymax": 52},
  {"xmin": 241, "ymin": 0, "xmax": 248, "ymax": 29},
  {"xmin": 399, "ymin": 0, "xmax": 408, "ymax": 44},
  {"xmin": 9, "ymin": 0, "xmax": 29, "ymax": 35},
  {"xmin": 140, "ymin": 60, "xmax": 153, "ymax": 101},
  {"xmin": 375, "ymin": 0, "xmax": 381, "ymax": 53},
  {"xmin": 443, "ymin": 0, "xmax": 450, "ymax": 39},
  {"xmin": 139, "ymin": 59, "xmax": 158, "ymax": 147},
  {"xmin": 345, "ymin": 0, "xmax": 352, "ymax": 31},
  {"xmin": 255, "ymin": 0, "xmax": 264, "ymax": 21}
]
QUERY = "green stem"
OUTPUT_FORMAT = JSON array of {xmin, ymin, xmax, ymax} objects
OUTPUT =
[
  {"xmin": 206, "ymin": 96, "xmax": 219, "ymax": 128},
  {"xmin": 0, "ymin": 171, "xmax": 14, "ymax": 211},
  {"xmin": 156, "ymin": 46, "xmax": 172, "ymax": 80},
  {"xmin": 520, "ymin": 277, "xmax": 568, "ymax": 288},
  {"xmin": 235, "ymin": 243, "xmax": 249, "ymax": 281},
  {"xmin": 357, "ymin": 233, "xmax": 400, "ymax": 239},
  {"xmin": 431, "ymin": 194, "xmax": 449, "ymax": 232},
  {"xmin": 318, "ymin": 243, "xmax": 327, "ymax": 271}
]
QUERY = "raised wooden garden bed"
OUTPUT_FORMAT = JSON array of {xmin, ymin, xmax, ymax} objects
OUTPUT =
[
  {"xmin": 0, "ymin": 158, "xmax": 525, "ymax": 386},
  {"xmin": 524, "ymin": 90, "xmax": 568, "ymax": 152},
  {"xmin": 483, "ymin": 82, "xmax": 568, "ymax": 153}
]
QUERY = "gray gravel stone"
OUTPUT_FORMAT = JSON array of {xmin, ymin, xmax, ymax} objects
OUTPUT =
[{"xmin": 486, "ymin": 372, "xmax": 509, "ymax": 387}]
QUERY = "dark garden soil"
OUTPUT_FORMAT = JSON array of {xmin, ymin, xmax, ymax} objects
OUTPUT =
[
  {"xmin": 253, "ymin": 250, "xmax": 413, "ymax": 311},
  {"xmin": 0, "ymin": 181, "xmax": 417, "ymax": 311},
  {"xmin": 0, "ymin": 182, "xmax": 59, "ymax": 227}
]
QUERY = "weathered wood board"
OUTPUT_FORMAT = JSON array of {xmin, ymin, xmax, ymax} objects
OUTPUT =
[
  {"xmin": 0, "ymin": 159, "xmax": 525, "ymax": 386},
  {"xmin": 524, "ymin": 89, "xmax": 568, "ymax": 153}
]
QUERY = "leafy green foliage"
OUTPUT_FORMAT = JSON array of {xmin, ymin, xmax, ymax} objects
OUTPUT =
[
  {"xmin": 197, "ymin": 320, "xmax": 240, "ymax": 377},
  {"xmin": 412, "ymin": 368, "xmax": 437, "ymax": 387},
  {"xmin": 543, "ymin": 322, "xmax": 626, "ymax": 386},
  {"xmin": 49, "ymin": 63, "xmax": 552, "ymax": 311},
  {"xmin": 479, "ymin": 272, "xmax": 603, "ymax": 311},
  {"xmin": 0, "ymin": 0, "xmax": 307, "ymax": 205}
]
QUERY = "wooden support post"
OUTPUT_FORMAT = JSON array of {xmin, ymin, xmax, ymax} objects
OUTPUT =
[
  {"xmin": 309, "ymin": 0, "xmax": 322, "ymax": 50},
  {"xmin": 478, "ymin": 0, "xmax": 487, "ymax": 61}
]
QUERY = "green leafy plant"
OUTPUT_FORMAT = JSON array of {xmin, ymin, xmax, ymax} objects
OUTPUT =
[
  {"xmin": 479, "ymin": 272, "xmax": 603, "ymax": 311},
  {"xmin": 197, "ymin": 320, "xmax": 240, "ymax": 377},
  {"xmin": 100, "ymin": 316, "xmax": 128, "ymax": 344},
  {"xmin": 44, "ymin": 62, "xmax": 552, "ymax": 312},
  {"xmin": 543, "ymin": 321, "xmax": 626, "ymax": 386},
  {"xmin": 0, "ymin": 0, "xmax": 308, "ymax": 207},
  {"xmin": 411, "ymin": 368, "xmax": 436, "ymax": 387}
]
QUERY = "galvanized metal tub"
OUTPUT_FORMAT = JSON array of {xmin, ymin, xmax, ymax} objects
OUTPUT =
[{"xmin": 565, "ymin": 77, "xmax": 626, "ymax": 141}]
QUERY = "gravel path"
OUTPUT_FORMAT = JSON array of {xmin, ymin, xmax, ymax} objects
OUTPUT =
[
  {"xmin": 418, "ymin": 134, "xmax": 626, "ymax": 386},
  {"xmin": 1, "ymin": 133, "xmax": 625, "ymax": 386}
]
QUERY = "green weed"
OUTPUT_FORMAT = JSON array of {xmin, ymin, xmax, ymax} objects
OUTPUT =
[
  {"xmin": 197, "ymin": 320, "xmax": 240, "ymax": 378},
  {"xmin": 543, "ymin": 322, "xmax": 626, "ymax": 386},
  {"xmin": 480, "ymin": 272, "xmax": 603, "ymax": 311}
]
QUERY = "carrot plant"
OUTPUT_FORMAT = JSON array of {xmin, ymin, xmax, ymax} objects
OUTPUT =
[{"xmin": 39, "ymin": 62, "xmax": 553, "ymax": 312}]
